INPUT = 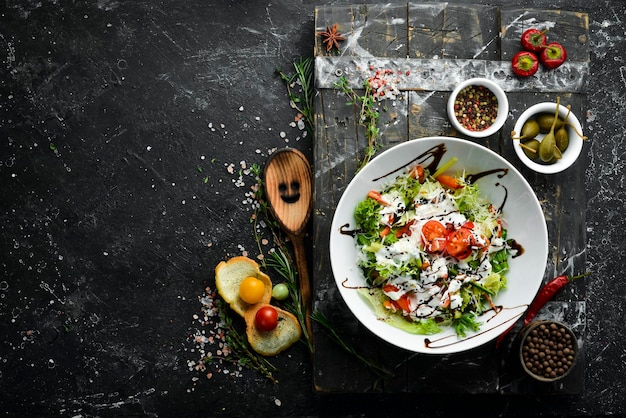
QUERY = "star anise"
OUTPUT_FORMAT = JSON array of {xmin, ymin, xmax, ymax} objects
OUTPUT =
[{"xmin": 319, "ymin": 23, "xmax": 346, "ymax": 52}]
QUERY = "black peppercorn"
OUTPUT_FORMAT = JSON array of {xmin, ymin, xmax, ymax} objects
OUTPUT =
[{"xmin": 520, "ymin": 321, "xmax": 578, "ymax": 381}]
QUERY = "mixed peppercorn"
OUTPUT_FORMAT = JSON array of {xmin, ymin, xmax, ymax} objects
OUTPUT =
[{"xmin": 453, "ymin": 85, "xmax": 499, "ymax": 132}]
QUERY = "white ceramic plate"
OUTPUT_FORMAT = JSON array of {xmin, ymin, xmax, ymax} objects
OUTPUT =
[{"xmin": 329, "ymin": 137, "xmax": 548, "ymax": 354}]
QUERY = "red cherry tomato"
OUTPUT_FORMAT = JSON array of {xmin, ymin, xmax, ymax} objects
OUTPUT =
[{"xmin": 255, "ymin": 306, "xmax": 278, "ymax": 331}]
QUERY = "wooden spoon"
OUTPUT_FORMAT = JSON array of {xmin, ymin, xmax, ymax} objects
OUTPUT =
[{"xmin": 264, "ymin": 148, "xmax": 313, "ymax": 340}]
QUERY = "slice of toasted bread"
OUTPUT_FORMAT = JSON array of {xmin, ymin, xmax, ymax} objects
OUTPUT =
[
  {"xmin": 244, "ymin": 304, "xmax": 302, "ymax": 356},
  {"xmin": 214, "ymin": 256, "xmax": 272, "ymax": 317}
]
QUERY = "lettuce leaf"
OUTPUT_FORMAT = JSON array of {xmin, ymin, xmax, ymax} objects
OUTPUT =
[{"xmin": 357, "ymin": 288, "xmax": 441, "ymax": 335}]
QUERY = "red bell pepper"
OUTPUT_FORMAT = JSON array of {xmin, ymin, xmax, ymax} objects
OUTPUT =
[
  {"xmin": 540, "ymin": 42, "xmax": 567, "ymax": 69},
  {"xmin": 521, "ymin": 28, "xmax": 547, "ymax": 52},
  {"xmin": 511, "ymin": 51, "xmax": 539, "ymax": 77}
]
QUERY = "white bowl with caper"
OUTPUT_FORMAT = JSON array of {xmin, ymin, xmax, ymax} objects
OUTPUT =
[{"xmin": 512, "ymin": 101, "xmax": 586, "ymax": 174}]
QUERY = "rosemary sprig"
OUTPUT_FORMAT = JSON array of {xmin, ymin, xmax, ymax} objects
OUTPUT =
[
  {"xmin": 334, "ymin": 76, "xmax": 381, "ymax": 172},
  {"xmin": 276, "ymin": 56, "xmax": 315, "ymax": 137},
  {"xmin": 209, "ymin": 299, "xmax": 278, "ymax": 384},
  {"xmin": 311, "ymin": 310, "xmax": 394, "ymax": 380},
  {"xmin": 265, "ymin": 247, "xmax": 313, "ymax": 353}
]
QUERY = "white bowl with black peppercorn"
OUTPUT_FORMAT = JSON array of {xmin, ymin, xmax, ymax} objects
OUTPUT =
[
  {"xmin": 447, "ymin": 78, "xmax": 509, "ymax": 138},
  {"xmin": 512, "ymin": 101, "xmax": 585, "ymax": 174}
]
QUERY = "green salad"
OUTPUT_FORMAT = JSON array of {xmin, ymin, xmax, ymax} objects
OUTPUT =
[{"xmin": 353, "ymin": 163, "xmax": 517, "ymax": 337}]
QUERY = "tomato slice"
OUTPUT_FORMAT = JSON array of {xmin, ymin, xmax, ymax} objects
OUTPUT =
[
  {"xmin": 382, "ymin": 284, "xmax": 400, "ymax": 293},
  {"xmin": 395, "ymin": 219, "xmax": 416, "ymax": 238},
  {"xmin": 446, "ymin": 227, "xmax": 473, "ymax": 259},
  {"xmin": 395, "ymin": 295, "xmax": 411, "ymax": 312},
  {"xmin": 382, "ymin": 284, "xmax": 411, "ymax": 313},
  {"xmin": 409, "ymin": 165, "xmax": 425, "ymax": 183},
  {"xmin": 421, "ymin": 220, "xmax": 447, "ymax": 253}
]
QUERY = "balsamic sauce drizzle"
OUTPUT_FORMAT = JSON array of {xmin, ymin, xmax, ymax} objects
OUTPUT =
[
  {"xmin": 341, "ymin": 278, "xmax": 369, "ymax": 290},
  {"xmin": 339, "ymin": 223, "xmax": 357, "ymax": 237},
  {"xmin": 465, "ymin": 168, "xmax": 508, "ymax": 185},
  {"xmin": 372, "ymin": 143, "xmax": 447, "ymax": 182},
  {"xmin": 424, "ymin": 305, "xmax": 527, "ymax": 349}
]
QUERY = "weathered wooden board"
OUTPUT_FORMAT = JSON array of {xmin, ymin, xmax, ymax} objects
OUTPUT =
[{"xmin": 312, "ymin": 3, "xmax": 589, "ymax": 394}]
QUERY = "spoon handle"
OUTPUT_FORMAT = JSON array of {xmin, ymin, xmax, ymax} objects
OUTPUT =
[{"xmin": 291, "ymin": 233, "xmax": 312, "ymax": 341}]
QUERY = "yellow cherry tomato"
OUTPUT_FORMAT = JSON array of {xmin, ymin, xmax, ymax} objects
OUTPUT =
[{"xmin": 239, "ymin": 276, "xmax": 266, "ymax": 304}]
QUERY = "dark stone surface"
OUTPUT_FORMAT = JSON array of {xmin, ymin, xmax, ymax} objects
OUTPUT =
[{"xmin": 0, "ymin": 0, "xmax": 624, "ymax": 416}]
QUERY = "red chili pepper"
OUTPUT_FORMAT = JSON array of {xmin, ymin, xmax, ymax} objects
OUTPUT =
[
  {"xmin": 540, "ymin": 42, "xmax": 567, "ymax": 69},
  {"xmin": 523, "ymin": 272, "xmax": 589, "ymax": 326},
  {"xmin": 511, "ymin": 51, "xmax": 539, "ymax": 77},
  {"xmin": 495, "ymin": 272, "xmax": 590, "ymax": 348},
  {"xmin": 521, "ymin": 28, "xmax": 547, "ymax": 52}
]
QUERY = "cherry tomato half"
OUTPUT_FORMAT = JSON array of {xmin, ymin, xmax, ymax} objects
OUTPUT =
[
  {"xmin": 239, "ymin": 276, "xmax": 266, "ymax": 304},
  {"xmin": 446, "ymin": 227, "xmax": 473, "ymax": 259},
  {"xmin": 421, "ymin": 220, "xmax": 447, "ymax": 253},
  {"xmin": 255, "ymin": 306, "xmax": 278, "ymax": 331}
]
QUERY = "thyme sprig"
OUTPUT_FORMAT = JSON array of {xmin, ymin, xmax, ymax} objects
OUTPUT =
[
  {"xmin": 334, "ymin": 76, "xmax": 381, "ymax": 172},
  {"xmin": 276, "ymin": 56, "xmax": 315, "ymax": 137},
  {"xmin": 208, "ymin": 299, "xmax": 278, "ymax": 384}
]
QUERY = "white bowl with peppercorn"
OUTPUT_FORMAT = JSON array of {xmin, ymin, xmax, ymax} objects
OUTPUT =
[
  {"xmin": 447, "ymin": 78, "xmax": 509, "ymax": 138},
  {"xmin": 512, "ymin": 101, "xmax": 585, "ymax": 174}
]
